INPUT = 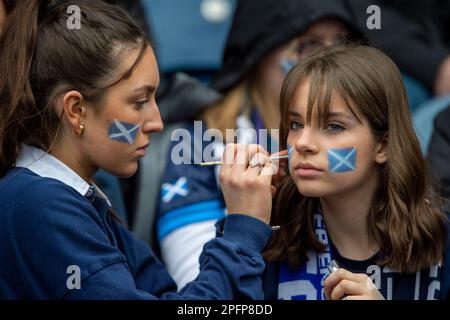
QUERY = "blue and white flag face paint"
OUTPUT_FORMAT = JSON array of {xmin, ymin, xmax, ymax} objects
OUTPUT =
[
  {"xmin": 108, "ymin": 119, "xmax": 140, "ymax": 145},
  {"xmin": 328, "ymin": 147, "xmax": 357, "ymax": 173},
  {"xmin": 280, "ymin": 58, "xmax": 297, "ymax": 75},
  {"xmin": 287, "ymin": 144, "xmax": 294, "ymax": 173}
]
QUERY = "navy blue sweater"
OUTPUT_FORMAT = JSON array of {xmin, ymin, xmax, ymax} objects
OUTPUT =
[{"xmin": 0, "ymin": 167, "xmax": 272, "ymax": 299}]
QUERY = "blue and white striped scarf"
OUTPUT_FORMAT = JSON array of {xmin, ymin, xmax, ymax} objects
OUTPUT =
[{"xmin": 278, "ymin": 209, "xmax": 333, "ymax": 300}]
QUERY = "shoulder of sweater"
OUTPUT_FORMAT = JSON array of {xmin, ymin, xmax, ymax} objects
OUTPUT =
[{"xmin": 1, "ymin": 168, "xmax": 97, "ymax": 222}]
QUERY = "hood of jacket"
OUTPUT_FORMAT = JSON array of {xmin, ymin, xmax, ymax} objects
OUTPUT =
[{"xmin": 212, "ymin": 0, "xmax": 364, "ymax": 92}]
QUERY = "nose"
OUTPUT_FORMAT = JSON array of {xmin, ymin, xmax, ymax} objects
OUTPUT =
[
  {"xmin": 324, "ymin": 39, "xmax": 335, "ymax": 47},
  {"xmin": 142, "ymin": 102, "xmax": 164, "ymax": 134},
  {"xmin": 294, "ymin": 127, "xmax": 319, "ymax": 154}
]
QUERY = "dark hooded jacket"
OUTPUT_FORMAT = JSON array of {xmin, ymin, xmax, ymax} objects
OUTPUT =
[
  {"xmin": 346, "ymin": 0, "xmax": 450, "ymax": 91},
  {"xmin": 212, "ymin": 0, "xmax": 364, "ymax": 92},
  {"xmin": 428, "ymin": 105, "xmax": 450, "ymax": 213}
]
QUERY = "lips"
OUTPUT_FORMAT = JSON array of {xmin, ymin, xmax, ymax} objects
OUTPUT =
[
  {"xmin": 293, "ymin": 162, "xmax": 323, "ymax": 178},
  {"xmin": 136, "ymin": 142, "xmax": 150, "ymax": 156},
  {"xmin": 294, "ymin": 162, "xmax": 322, "ymax": 171},
  {"xmin": 137, "ymin": 142, "xmax": 150, "ymax": 150}
]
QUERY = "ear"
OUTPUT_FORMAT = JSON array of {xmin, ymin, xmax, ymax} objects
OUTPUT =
[
  {"xmin": 62, "ymin": 91, "xmax": 86, "ymax": 129},
  {"xmin": 374, "ymin": 134, "xmax": 388, "ymax": 165}
]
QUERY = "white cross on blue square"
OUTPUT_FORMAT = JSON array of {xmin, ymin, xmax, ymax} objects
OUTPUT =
[{"xmin": 328, "ymin": 147, "xmax": 357, "ymax": 173}]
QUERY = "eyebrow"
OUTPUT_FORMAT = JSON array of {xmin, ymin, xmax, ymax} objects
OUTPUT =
[
  {"xmin": 327, "ymin": 111, "xmax": 356, "ymax": 121},
  {"xmin": 288, "ymin": 109, "xmax": 356, "ymax": 120},
  {"xmin": 288, "ymin": 110, "xmax": 302, "ymax": 117},
  {"xmin": 132, "ymin": 84, "xmax": 157, "ymax": 94}
]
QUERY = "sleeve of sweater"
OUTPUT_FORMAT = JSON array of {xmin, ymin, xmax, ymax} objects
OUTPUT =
[{"xmin": 13, "ymin": 178, "xmax": 272, "ymax": 300}]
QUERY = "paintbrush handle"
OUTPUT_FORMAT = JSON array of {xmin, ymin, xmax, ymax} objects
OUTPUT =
[{"xmin": 199, "ymin": 153, "xmax": 288, "ymax": 166}]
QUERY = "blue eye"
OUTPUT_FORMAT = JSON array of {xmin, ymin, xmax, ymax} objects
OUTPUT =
[
  {"xmin": 135, "ymin": 100, "xmax": 149, "ymax": 110},
  {"xmin": 289, "ymin": 121, "xmax": 303, "ymax": 130},
  {"xmin": 325, "ymin": 123, "xmax": 345, "ymax": 133}
]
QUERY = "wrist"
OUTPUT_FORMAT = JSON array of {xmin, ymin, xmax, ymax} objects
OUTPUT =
[{"xmin": 221, "ymin": 214, "xmax": 273, "ymax": 252}]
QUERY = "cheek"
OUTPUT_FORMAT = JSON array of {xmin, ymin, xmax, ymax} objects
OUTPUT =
[
  {"xmin": 292, "ymin": 146, "xmax": 372, "ymax": 196},
  {"xmin": 324, "ymin": 147, "xmax": 377, "ymax": 188},
  {"xmin": 260, "ymin": 74, "xmax": 284, "ymax": 104},
  {"xmin": 93, "ymin": 145, "xmax": 139, "ymax": 178},
  {"xmin": 107, "ymin": 119, "xmax": 140, "ymax": 145},
  {"xmin": 352, "ymin": 147, "xmax": 379, "ymax": 181},
  {"xmin": 258, "ymin": 59, "xmax": 287, "ymax": 94},
  {"xmin": 84, "ymin": 121, "xmax": 135, "ymax": 163},
  {"xmin": 326, "ymin": 144, "xmax": 373, "ymax": 177},
  {"xmin": 327, "ymin": 147, "xmax": 357, "ymax": 173}
]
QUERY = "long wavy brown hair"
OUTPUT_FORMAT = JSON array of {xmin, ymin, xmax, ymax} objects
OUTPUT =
[{"xmin": 263, "ymin": 45, "xmax": 448, "ymax": 273}]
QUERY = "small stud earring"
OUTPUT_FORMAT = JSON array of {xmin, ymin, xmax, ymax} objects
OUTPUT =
[{"xmin": 72, "ymin": 123, "xmax": 85, "ymax": 137}]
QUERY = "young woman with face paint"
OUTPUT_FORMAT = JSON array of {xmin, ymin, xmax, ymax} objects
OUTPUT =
[
  {"xmin": 156, "ymin": 0, "xmax": 363, "ymax": 290},
  {"xmin": 262, "ymin": 45, "xmax": 450, "ymax": 300},
  {"xmin": 0, "ymin": 0, "xmax": 274, "ymax": 299}
]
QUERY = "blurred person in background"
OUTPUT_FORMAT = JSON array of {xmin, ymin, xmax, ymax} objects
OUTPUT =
[
  {"xmin": 347, "ymin": 0, "xmax": 450, "ymax": 152},
  {"xmin": 428, "ymin": 106, "xmax": 450, "ymax": 213}
]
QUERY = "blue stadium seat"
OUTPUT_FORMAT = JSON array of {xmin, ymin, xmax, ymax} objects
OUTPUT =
[
  {"xmin": 141, "ymin": 0, "xmax": 236, "ymax": 75},
  {"xmin": 402, "ymin": 73, "xmax": 432, "ymax": 113}
]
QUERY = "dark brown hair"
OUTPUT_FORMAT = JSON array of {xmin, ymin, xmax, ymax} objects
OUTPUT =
[
  {"xmin": 264, "ymin": 45, "xmax": 448, "ymax": 273},
  {"xmin": 0, "ymin": 0, "xmax": 150, "ymax": 177}
]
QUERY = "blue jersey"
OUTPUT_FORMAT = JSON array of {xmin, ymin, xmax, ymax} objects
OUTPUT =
[
  {"xmin": 156, "ymin": 111, "xmax": 280, "ymax": 288},
  {"xmin": 157, "ymin": 123, "xmax": 226, "ymax": 242},
  {"xmin": 156, "ymin": 123, "xmax": 227, "ymax": 288},
  {"xmin": 156, "ymin": 110, "xmax": 281, "ymax": 288}
]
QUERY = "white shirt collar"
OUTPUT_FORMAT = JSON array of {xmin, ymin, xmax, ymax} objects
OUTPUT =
[{"xmin": 15, "ymin": 144, "xmax": 111, "ymax": 206}]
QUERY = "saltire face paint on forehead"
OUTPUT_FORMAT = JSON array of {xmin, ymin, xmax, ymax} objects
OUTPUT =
[{"xmin": 108, "ymin": 119, "xmax": 140, "ymax": 144}]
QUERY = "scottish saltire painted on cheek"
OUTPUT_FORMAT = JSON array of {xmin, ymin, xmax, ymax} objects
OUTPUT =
[
  {"xmin": 108, "ymin": 119, "xmax": 140, "ymax": 145},
  {"xmin": 328, "ymin": 147, "xmax": 357, "ymax": 173},
  {"xmin": 280, "ymin": 58, "xmax": 297, "ymax": 75},
  {"xmin": 287, "ymin": 144, "xmax": 294, "ymax": 173}
]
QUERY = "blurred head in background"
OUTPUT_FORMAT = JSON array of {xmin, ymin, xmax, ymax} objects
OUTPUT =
[{"xmin": 204, "ymin": 0, "xmax": 364, "ymax": 137}]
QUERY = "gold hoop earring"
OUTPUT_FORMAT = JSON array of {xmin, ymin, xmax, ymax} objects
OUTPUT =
[{"xmin": 72, "ymin": 123, "xmax": 85, "ymax": 137}]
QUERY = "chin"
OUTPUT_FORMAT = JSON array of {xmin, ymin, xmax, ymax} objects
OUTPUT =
[
  {"xmin": 294, "ymin": 179, "xmax": 330, "ymax": 197},
  {"xmin": 297, "ymin": 188, "xmax": 326, "ymax": 197},
  {"xmin": 106, "ymin": 162, "xmax": 139, "ymax": 178}
]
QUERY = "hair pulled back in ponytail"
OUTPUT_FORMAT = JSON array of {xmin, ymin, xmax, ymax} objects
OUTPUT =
[{"xmin": 0, "ymin": 0, "xmax": 150, "ymax": 177}]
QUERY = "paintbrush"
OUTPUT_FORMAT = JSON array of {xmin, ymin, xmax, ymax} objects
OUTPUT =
[{"xmin": 199, "ymin": 153, "xmax": 289, "ymax": 166}]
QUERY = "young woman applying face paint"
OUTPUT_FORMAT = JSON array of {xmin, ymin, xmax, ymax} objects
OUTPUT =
[
  {"xmin": 0, "ymin": 0, "xmax": 274, "ymax": 299},
  {"xmin": 262, "ymin": 45, "xmax": 450, "ymax": 300},
  {"xmin": 156, "ymin": 0, "xmax": 363, "ymax": 290}
]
